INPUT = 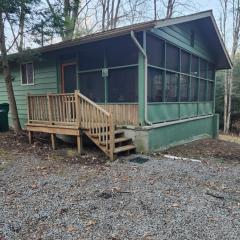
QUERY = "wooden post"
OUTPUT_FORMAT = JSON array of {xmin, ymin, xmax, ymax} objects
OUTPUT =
[
  {"xmin": 109, "ymin": 114, "xmax": 115, "ymax": 161},
  {"xmin": 27, "ymin": 93, "xmax": 31, "ymax": 124},
  {"xmin": 47, "ymin": 93, "xmax": 53, "ymax": 125},
  {"xmin": 75, "ymin": 90, "xmax": 81, "ymax": 128},
  {"xmin": 51, "ymin": 133, "xmax": 56, "ymax": 150},
  {"xmin": 77, "ymin": 132, "xmax": 82, "ymax": 155},
  {"xmin": 28, "ymin": 131, "xmax": 33, "ymax": 144}
]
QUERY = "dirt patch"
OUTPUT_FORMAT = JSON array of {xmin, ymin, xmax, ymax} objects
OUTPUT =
[
  {"xmin": 162, "ymin": 136, "xmax": 240, "ymax": 163},
  {"xmin": 0, "ymin": 130, "xmax": 107, "ymax": 168}
]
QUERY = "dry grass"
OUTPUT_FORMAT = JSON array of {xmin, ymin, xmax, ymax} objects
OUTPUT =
[{"xmin": 219, "ymin": 134, "xmax": 240, "ymax": 144}]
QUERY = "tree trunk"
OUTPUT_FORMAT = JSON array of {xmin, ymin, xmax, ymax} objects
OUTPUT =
[
  {"xmin": 223, "ymin": 70, "xmax": 229, "ymax": 133},
  {"xmin": 154, "ymin": 0, "xmax": 157, "ymax": 20},
  {"xmin": 166, "ymin": 0, "xmax": 174, "ymax": 19},
  {"xmin": 0, "ymin": 11, "xmax": 21, "ymax": 132}
]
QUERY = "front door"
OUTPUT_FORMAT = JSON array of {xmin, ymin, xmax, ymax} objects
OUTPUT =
[{"xmin": 61, "ymin": 63, "xmax": 77, "ymax": 93}]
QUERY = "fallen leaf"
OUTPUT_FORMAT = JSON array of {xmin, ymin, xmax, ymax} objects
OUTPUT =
[
  {"xmin": 66, "ymin": 225, "xmax": 77, "ymax": 233},
  {"xmin": 31, "ymin": 184, "xmax": 38, "ymax": 189},
  {"xmin": 171, "ymin": 203, "xmax": 180, "ymax": 208},
  {"xmin": 86, "ymin": 220, "xmax": 97, "ymax": 227}
]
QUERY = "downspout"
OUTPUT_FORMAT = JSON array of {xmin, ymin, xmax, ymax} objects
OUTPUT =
[{"xmin": 130, "ymin": 31, "xmax": 152, "ymax": 125}]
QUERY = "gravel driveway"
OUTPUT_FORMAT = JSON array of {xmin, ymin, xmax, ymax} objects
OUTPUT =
[{"xmin": 0, "ymin": 150, "xmax": 239, "ymax": 240}]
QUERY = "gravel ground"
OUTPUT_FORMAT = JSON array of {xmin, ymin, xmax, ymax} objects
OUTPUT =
[{"xmin": 0, "ymin": 148, "xmax": 240, "ymax": 240}]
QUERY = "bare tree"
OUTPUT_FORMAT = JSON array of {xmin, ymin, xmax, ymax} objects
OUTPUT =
[
  {"xmin": 220, "ymin": 0, "xmax": 240, "ymax": 133},
  {"xmin": 219, "ymin": 0, "xmax": 231, "ymax": 133}
]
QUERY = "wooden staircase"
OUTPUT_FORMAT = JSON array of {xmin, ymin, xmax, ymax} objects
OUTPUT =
[
  {"xmin": 84, "ymin": 127, "xmax": 136, "ymax": 160},
  {"xmin": 26, "ymin": 91, "xmax": 136, "ymax": 160}
]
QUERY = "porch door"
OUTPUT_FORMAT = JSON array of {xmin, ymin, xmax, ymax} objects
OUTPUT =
[{"xmin": 61, "ymin": 63, "xmax": 77, "ymax": 93}]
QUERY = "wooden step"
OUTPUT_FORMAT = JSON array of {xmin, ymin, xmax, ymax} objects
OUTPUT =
[
  {"xmin": 100, "ymin": 137, "xmax": 131, "ymax": 146},
  {"xmin": 90, "ymin": 129, "xmax": 123, "ymax": 138},
  {"xmin": 114, "ymin": 144, "xmax": 136, "ymax": 154},
  {"xmin": 115, "ymin": 137, "xmax": 131, "ymax": 143}
]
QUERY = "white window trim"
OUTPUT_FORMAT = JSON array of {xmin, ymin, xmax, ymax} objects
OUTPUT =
[{"xmin": 20, "ymin": 62, "xmax": 35, "ymax": 86}]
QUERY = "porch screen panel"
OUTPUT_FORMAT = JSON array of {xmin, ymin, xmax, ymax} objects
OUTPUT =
[
  {"xmin": 208, "ymin": 63, "xmax": 215, "ymax": 80},
  {"xmin": 165, "ymin": 71, "xmax": 179, "ymax": 102},
  {"xmin": 207, "ymin": 81, "xmax": 214, "ymax": 101},
  {"xmin": 190, "ymin": 77, "xmax": 198, "ymax": 101},
  {"xmin": 79, "ymin": 71, "xmax": 104, "ymax": 102},
  {"xmin": 108, "ymin": 67, "xmax": 138, "ymax": 102},
  {"xmin": 191, "ymin": 55, "xmax": 199, "ymax": 77},
  {"xmin": 148, "ymin": 68, "xmax": 163, "ymax": 102},
  {"xmin": 200, "ymin": 59, "xmax": 207, "ymax": 79},
  {"xmin": 147, "ymin": 34, "xmax": 165, "ymax": 67},
  {"xmin": 199, "ymin": 79, "xmax": 206, "ymax": 101},
  {"xmin": 166, "ymin": 43, "xmax": 179, "ymax": 71},
  {"xmin": 79, "ymin": 45, "xmax": 104, "ymax": 71},
  {"xmin": 106, "ymin": 37, "xmax": 138, "ymax": 67},
  {"xmin": 181, "ymin": 51, "xmax": 190, "ymax": 74},
  {"xmin": 180, "ymin": 75, "xmax": 190, "ymax": 102}
]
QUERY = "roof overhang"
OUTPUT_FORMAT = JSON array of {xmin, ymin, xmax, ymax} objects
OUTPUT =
[{"xmin": 6, "ymin": 10, "xmax": 232, "ymax": 70}]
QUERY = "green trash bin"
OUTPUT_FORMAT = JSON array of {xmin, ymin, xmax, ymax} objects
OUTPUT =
[{"xmin": 0, "ymin": 103, "xmax": 9, "ymax": 132}]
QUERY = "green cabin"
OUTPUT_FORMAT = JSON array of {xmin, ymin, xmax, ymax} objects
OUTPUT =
[{"xmin": 0, "ymin": 11, "xmax": 232, "ymax": 158}]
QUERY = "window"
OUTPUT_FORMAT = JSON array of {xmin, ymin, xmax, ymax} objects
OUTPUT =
[
  {"xmin": 166, "ymin": 43, "xmax": 179, "ymax": 71},
  {"xmin": 80, "ymin": 71, "xmax": 104, "ymax": 102},
  {"xmin": 199, "ymin": 79, "xmax": 206, "ymax": 101},
  {"xmin": 190, "ymin": 77, "xmax": 198, "ymax": 101},
  {"xmin": 21, "ymin": 63, "xmax": 34, "ymax": 85},
  {"xmin": 191, "ymin": 55, "xmax": 199, "ymax": 76},
  {"xmin": 108, "ymin": 67, "xmax": 138, "ymax": 102},
  {"xmin": 181, "ymin": 51, "xmax": 190, "ymax": 74},
  {"xmin": 165, "ymin": 72, "xmax": 179, "ymax": 102},
  {"xmin": 148, "ymin": 68, "xmax": 163, "ymax": 102},
  {"xmin": 147, "ymin": 34, "xmax": 165, "ymax": 67},
  {"xmin": 200, "ymin": 59, "xmax": 207, "ymax": 79},
  {"xmin": 180, "ymin": 75, "xmax": 190, "ymax": 102}
]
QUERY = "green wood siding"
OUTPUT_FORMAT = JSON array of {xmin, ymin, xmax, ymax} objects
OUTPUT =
[{"xmin": 0, "ymin": 54, "xmax": 58, "ymax": 127}]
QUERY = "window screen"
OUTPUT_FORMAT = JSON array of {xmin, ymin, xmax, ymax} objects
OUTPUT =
[
  {"xmin": 166, "ymin": 43, "xmax": 179, "ymax": 71},
  {"xmin": 190, "ymin": 77, "xmax": 198, "ymax": 101},
  {"xmin": 181, "ymin": 51, "xmax": 190, "ymax": 74},
  {"xmin": 208, "ymin": 63, "xmax": 215, "ymax": 80},
  {"xmin": 147, "ymin": 34, "xmax": 165, "ymax": 67},
  {"xmin": 200, "ymin": 59, "xmax": 207, "ymax": 79},
  {"xmin": 21, "ymin": 63, "xmax": 34, "ymax": 85},
  {"xmin": 80, "ymin": 71, "xmax": 104, "ymax": 102},
  {"xmin": 106, "ymin": 36, "xmax": 138, "ymax": 67},
  {"xmin": 180, "ymin": 75, "xmax": 190, "ymax": 102},
  {"xmin": 199, "ymin": 79, "xmax": 206, "ymax": 101},
  {"xmin": 108, "ymin": 67, "xmax": 138, "ymax": 102},
  {"xmin": 79, "ymin": 45, "xmax": 104, "ymax": 71},
  {"xmin": 207, "ymin": 81, "xmax": 214, "ymax": 101},
  {"xmin": 148, "ymin": 68, "xmax": 163, "ymax": 102},
  {"xmin": 165, "ymin": 71, "xmax": 179, "ymax": 102},
  {"xmin": 191, "ymin": 55, "xmax": 199, "ymax": 77}
]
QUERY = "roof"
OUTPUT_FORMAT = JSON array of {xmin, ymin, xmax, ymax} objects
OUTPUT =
[{"xmin": 12, "ymin": 10, "xmax": 233, "ymax": 70}]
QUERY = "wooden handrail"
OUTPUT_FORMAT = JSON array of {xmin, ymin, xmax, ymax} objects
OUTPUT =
[{"xmin": 77, "ymin": 92, "xmax": 110, "ymax": 116}]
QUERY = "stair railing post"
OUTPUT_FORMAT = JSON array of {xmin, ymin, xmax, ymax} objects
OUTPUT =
[
  {"xmin": 75, "ymin": 90, "xmax": 81, "ymax": 128},
  {"xmin": 109, "ymin": 113, "xmax": 115, "ymax": 161},
  {"xmin": 47, "ymin": 93, "xmax": 53, "ymax": 125},
  {"xmin": 27, "ymin": 93, "xmax": 31, "ymax": 124}
]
